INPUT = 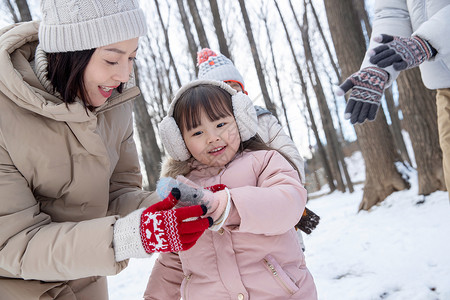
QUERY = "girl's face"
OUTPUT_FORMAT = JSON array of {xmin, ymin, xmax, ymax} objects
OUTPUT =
[
  {"xmin": 83, "ymin": 38, "xmax": 139, "ymax": 107},
  {"xmin": 182, "ymin": 109, "xmax": 241, "ymax": 167}
]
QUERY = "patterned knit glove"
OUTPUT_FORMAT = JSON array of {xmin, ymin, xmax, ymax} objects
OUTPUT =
[
  {"xmin": 335, "ymin": 66, "xmax": 389, "ymax": 124},
  {"xmin": 157, "ymin": 177, "xmax": 229, "ymax": 225},
  {"xmin": 369, "ymin": 34, "xmax": 436, "ymax": 71},
  {"xmin": 113, "ymin": 189, "xmax": 212, "ymax": 262}
]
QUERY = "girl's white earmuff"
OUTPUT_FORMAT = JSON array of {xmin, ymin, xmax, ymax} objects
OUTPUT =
[{"xmin": 158, "ymin": 79, "xmax": 258, "ymax": 161}]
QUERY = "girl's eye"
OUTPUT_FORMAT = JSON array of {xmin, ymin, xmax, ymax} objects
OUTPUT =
[
  {"xmin": 105, "ymin": 60, "xmax": 118, "ymax": 65},
  {"xmin": 217, "ymin": 122, "xmax": 225, "ymax": 128},
  {"xmin": 192, "ymin": 131, "xmax": 202, "ymax": 136}
]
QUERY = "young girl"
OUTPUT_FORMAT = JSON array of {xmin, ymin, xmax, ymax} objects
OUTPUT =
[{"xmin": 144, "ymin": 79, "xmax": 317, "ymax": 300}]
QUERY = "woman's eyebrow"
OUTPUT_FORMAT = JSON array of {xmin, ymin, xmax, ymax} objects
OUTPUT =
[{"xmin": 103, "ymin": 46, "xmax": 139, "ymax": 54}]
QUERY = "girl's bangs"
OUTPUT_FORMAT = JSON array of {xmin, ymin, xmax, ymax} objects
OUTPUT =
[{"xmin": 179, "ymin": 86, "xmax": 233, "ymax": 131}]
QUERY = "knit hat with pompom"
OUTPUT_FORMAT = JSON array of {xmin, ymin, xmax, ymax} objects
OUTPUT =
[{"xmin": 197, "ymin": 48, "xmax": 245, "ymax": 91}]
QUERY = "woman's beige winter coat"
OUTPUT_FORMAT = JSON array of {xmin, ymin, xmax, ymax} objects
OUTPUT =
[{"xmin": 0, "ymin": 21, "xmax": 157, "ymax": 299}]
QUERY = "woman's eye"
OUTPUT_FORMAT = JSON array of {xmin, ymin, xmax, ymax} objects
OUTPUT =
[
  {"xmin": 105, "ymin": 60, "xmax": 118, "ymax": 65},
  {"xmin": 129, "ymin": 57, "xmax": 137, "ymax": 62}
]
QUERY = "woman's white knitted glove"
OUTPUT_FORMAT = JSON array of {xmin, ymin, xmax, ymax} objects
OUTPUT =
[
  {"xmin": 112, "ymin": 189, "xmax": 212, "ymax": 262},
  {"xmin": 113, "ymin": 208, "xmax": 150, "ymax": 262}
]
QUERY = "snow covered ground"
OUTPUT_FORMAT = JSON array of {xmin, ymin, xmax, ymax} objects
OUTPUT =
[{"xmin": 108, "ymin": 152, "xmax": 450, "ymax": 299}]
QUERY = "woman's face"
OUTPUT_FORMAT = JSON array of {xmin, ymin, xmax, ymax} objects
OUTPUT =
[{"xmin": 83, "ymin": 38, "xmax": 139, "ymax": 107}]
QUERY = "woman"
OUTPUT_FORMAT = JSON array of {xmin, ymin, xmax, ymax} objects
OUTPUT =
[{"xmin": 0, "ymin": 0, "xmax": 208, "ymax": 298}]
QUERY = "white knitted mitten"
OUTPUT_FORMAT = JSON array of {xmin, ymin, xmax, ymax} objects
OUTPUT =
[{"xmin": 113, "ymin": 208, "xmax": 151, "ymax": 262}]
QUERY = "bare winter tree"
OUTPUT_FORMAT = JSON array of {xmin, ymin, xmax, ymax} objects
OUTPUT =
[
  {"xmin": 237, "ymin": 0, "xmax": 277, "ymax": 117},
  {"xmin": 15, "ymin": 0, "xmax": 31, "ymax": 21},
  {"xmin": 397, "ymin": 68, "xmax": 446, "ymax": 195},
  {"xmin": 209, "ymin": 0, "xmax": 231, "ymax": 59},
  {"xmin": 4, "ymin": 0, "xmax": 19, "ymax": 22},
  {"xmin": 353, "ymin": 0, "xmax": 412, "ymax": 166},
  {"xmin": 324, "ymin": 0, "xmax": 409, "ymax": 210},
  {"xmin": 307, "ymin": 0, "xmax": 340, "ymax": 81},
  {"xmin": 290, "ymin": 0, "xmax": 354, "ymax": 192},
  {"xmin": 384, "ymin": 86, "xmax": 412, "ymax": 165},
  {"xmin": 154, "ymin": 0, "xmax": 182, "ymax": 87},
  {"xmin": 273, "ymin": 0, "xmax": 335, "ymax": 192},
  {"xmin": 133, "ymin": 67, "xmax": 162, "ymax": 190},
  {"xmin": 176, "ymin": 0, "xmax": 198, "ymax": 71},
  {"xmin": 258, "ymin": 5, "xmax": 293, "ymax": 139},
  {"xmin": 356, "ymin": 0, "xmax": 445, "ymax": 195},
  {"xmin": 187, "ymin": 0, "xmax": 210, "ymax": 49}
]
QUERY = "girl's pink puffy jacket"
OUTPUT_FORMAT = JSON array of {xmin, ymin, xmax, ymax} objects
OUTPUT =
[{"xmin": 144, "ymin": 150, "xmax": 318, "ymax": 300}]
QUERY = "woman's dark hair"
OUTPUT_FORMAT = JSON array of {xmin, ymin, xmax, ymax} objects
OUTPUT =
[
  {"xmin": 173, "ymin": 84, "xmax": 301, "ymax": 178},
  {"xmin": 47, "ymin": 50, "xmax": 124, "ymax": 109}
]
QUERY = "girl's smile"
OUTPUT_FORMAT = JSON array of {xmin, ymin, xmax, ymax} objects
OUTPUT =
[{"xmin": 182, "ymin": 111, "xmax": 240, "ymax": 167}]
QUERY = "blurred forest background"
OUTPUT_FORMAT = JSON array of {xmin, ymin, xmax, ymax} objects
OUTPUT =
[{"xmin": 1, "ymin": 0, "xmax": 446, "ymax": 210}]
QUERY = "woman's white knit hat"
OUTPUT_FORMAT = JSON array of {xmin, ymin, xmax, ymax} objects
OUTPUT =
[{"xmin": 39, "ymin": 0, "xmax": 147, "ymax": 53}]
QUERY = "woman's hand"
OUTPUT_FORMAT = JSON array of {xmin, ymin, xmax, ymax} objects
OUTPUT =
[{"xmin": 113, "ymin": 189, "xmax": 212, "ymax": 262}]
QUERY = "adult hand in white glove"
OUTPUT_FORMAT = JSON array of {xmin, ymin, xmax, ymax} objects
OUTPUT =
[{"xmin": 113, "ymin": 188, "xmax": 212, "ymax": 262}]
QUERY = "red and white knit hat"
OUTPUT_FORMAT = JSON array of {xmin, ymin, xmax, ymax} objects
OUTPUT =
[{"xmin": 197, "ymin": 48, "xmax": 245, "ymax": 92}]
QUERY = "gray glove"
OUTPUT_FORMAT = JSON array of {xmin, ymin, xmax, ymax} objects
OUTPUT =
[
  {"xmin": 336, "ymin": 66, "xmax": 389, "ymax": 124},
  {"xmin": 369, "ymin": 34, "xmax": 436, "ymax": 71}
]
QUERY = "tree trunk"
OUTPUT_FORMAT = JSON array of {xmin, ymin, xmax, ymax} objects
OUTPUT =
[
  {"xmin": 154, "ymin": 36, "xmax": 176, "ymax": 100},
  {"xmin": 209, "ymin": 0, "xmax": 231, "ymax": 59},
  {"xmin": 15, "ymin": 0, "xmax": 31, "ymax": 21},
  {"xmin": 288, "ymin": 0, "xmax": 349, "ymax": 192},
  {"xmin": 187, "ymin": 0, "xmax": 210, "ymax": 48},
  {"xmin": 352, "ymin": 0, "xmax": 411, "ymax": 166},
  {"xmin": 352, "ymin": 0, "xmax": 372, "ymax": 37},
  {"xmin": 237, "ymin": 0, "xmax": 277, "ymax": 117},
  {"xmin": 260, "ymin": 11, "xmax": 293, "ymax": 139},
  {"xmin": 273, "ymin": 0, "xmax": 335, "ymax": 192},
  {"xmin": 176, "ymin": 0, "xmax": 198, "ymax": 71},
  {"xmin": 307, "ymin": 0, "xmax": 340, "ymax": 81},
  {"xmin": 326, "ymin": 72, "xmax": 347, "ymax": 142},
  {"xmin": 397, "ymin": 68, "xmax": 446, "ymax": 194},
  {"xmin": 385, "ymin": 87, "xmax": 412, "ymax": 165},
  {"xmin": 5, "ymin": 0, "xmax": 19, "ymax": 23},
  {"xmin": 133, "ymin": 67, "xmax": 162, "ymax": 190},
  {"xmin": 324, "ymin": 0, "xmax": 409, "ymax": 210},
  {"xmin": 155, "ymin": 0, "xmax": 182, "ymax": 87}
]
